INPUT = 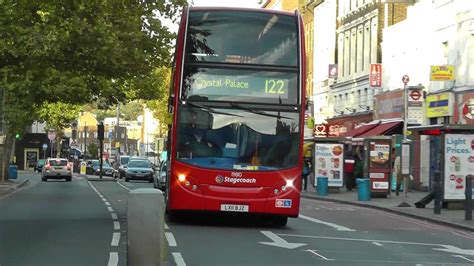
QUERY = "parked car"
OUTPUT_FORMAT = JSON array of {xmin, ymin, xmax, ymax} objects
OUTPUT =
[
  {"xmin": 125, "ymin": 159, "xmax": 154, "ymax": 183},
  {"xmin": 86, "ymin": 160, "xmax": 114, "ymax": 176},
  {"xmin": 41, "ymin": 158, "xmax": 72, "ymax": 182},
  {"xmin": 113, "ymin": 156, "xmax": 130, "ymax": 179},
  {"xmin": 153, "ymin": 160, "xmax": 167, "ymax": 191},
  {"xmin": 35, "ymin": 159, "xmax": 46, "ymax": 173}
]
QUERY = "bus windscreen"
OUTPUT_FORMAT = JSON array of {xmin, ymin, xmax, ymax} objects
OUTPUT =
[{"xmin": 185, "ymin": 10, "xmax": 298, "ymax": 66}]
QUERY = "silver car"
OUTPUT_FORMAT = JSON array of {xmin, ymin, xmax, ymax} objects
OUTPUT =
[
  {"xmin": 41, "ymin": 158, "xmax": 72, "ymax": 182},
  {"xmin": 153, "ymin": 160, "xmax": 167, "ymax": 191}
]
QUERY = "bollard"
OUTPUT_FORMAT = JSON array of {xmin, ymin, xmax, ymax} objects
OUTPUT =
[
  {"xmin": 466, "ymin": 175, "xmax": 472, "ymax": 221},
  {"xmin": 434, "ymin": 170, "xmax": 441, "ymax": 215},
  {"xmin": 127, "ymin": 188, "xmax": 166, "ymax": 266}
]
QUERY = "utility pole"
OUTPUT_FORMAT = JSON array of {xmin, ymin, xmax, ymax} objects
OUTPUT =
[{"xmin": 116, "ymin": 104, "xmax": 120, "ymax": 154}]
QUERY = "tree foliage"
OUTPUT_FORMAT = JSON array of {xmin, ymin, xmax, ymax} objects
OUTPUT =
[
  {"xmin": 37, "ymin": 102, "xmax": 81, "ymax": 131},
  {"xmin": 0, "ymin": 0, "xmax": 186, "ymax": 178},
  {"xmin": 1, "ymin": 0, "xmax": 186, "ymax": 130},
  {"xmin": 146, "ymin": 67, "xmax": 171, "ymax": 135}
]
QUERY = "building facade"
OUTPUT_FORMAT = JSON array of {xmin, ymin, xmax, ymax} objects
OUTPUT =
[{"xmin": 325, "ymin": 0, "xmax": 407, "ymax": 134}]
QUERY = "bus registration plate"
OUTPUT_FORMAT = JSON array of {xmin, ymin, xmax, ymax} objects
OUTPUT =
[{"xmin": 220, "ymin": 204, "xmax": 249, "ymax": 212}]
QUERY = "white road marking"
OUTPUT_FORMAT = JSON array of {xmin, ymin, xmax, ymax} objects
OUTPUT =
[
  {"xmin": 372, "ymin": 242, "xmax": 384, "ymax": 246},
  {"xmin": 104, "ymin": 201, "xmax": 111, "ymax": 206},
  {"xmin": 314, "ymin": 207, "xmax": 320, "ymax": 210},
  {"xmin": 172, "ymin": 252, "xmax": 186, "ymax": 266},
  {"xmin": 111, "ymin": 213, "xmax": 118, "ymax": 220},
  {"xmin": 165, "ymin": 223, "xmax": 169, "ymax": 230},
  {"xmin": 111, "ymin": 232, "xmax": 120, "ymax": 246},
  {"xmin": 452, "ymin": 255, "xmax": 474, "ymax": 263},
  {"xmin": 299, "ymin": 214, "xmax": 355, "ymax": 231},
  {"xmin": 279, "ymin": 233, "xmax": 474, "ymax": 256},
  {"xmin": 107, "ymin": 252, "xmax": 118, "ymax": 266},
  {"xmin": 165, "ymin": 232, "xmax": 177, "ymax": 246},
  {"xmin": 116, "ymin": 181, "xmax": 131, "ymax": 191},
  {"xmin": 107, "ymin": 206, "xmax": 114, "ymax": 212},
  {"xmin": 306, "ymin": 249, "xmax": 334, "ymax": 261},
  {"xmin": 259, "ymin": 231, "xmax": 306, "ymax": 249},
  {"xmin": 114, "ymin": 221, "xmax": 120, "ymax": 230}
]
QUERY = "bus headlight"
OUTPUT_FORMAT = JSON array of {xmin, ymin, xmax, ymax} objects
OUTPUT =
[
  {"xmin": 286, "ymin": 179, "xmax": 294, "ymax": 187},
  {"xmin": 178, "ymin": 174, "xmax": 186, "ymax": 183}
]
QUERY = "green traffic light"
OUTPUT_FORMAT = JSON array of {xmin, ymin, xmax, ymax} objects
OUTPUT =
[{"xmin": 15, "ymin": 133, "xmax": 20, "ymax": 139}]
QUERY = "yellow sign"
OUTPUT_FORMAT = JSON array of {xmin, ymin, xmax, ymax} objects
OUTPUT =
[
  {"xmin": 426, "ymin": 93, "xmax": 452, "ymax": 118},
  {"xmin": 430, "ymin": 65, "xmax": 455, "ymax": 81},
  {"xmin": 115, "ymin": 142, "xmax": 121, "ymax": 148}
]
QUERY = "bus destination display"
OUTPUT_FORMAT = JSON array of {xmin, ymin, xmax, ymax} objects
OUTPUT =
[{"xmin": 191, "ymin": 75, "xmax": 289, "ymax": 99}]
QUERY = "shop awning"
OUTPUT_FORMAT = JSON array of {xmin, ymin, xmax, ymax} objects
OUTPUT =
[
  {"xmin": 339, "ymin": 123, "xmax": 379, "ymax": 137},
  {"xmin": 357, "ymin": 121, "xmax": 402, "ymax": 137}
]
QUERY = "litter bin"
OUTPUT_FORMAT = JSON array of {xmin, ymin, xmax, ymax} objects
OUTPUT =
[
  {"xmin": 316, "ymin": 176, "xmax": 328, "ymax": 196},
  {"xmin": 8, "ymin": 164, "xmax": 18, "ymax": 180},
  {"xmin": 356, "ymin": 178, "xmax": 371, "ymax": 201}
]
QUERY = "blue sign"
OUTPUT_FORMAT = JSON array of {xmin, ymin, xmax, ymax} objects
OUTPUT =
[
  {"xmin": 108, "ymin": 132, "xmax": 113, "ymax": 139},
  {"xmin": 42, "ymin": 143, "xmax": 48, "ymax": 150}
]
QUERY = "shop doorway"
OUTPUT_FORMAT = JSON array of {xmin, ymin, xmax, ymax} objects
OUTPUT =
[{"xmin": 24, "ymin": 148, "xmax": 39, "ymax": 171}]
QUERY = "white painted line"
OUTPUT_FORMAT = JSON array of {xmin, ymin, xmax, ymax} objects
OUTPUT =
[
  {"xmin": 104, "ymin": 201, "xmax": 110, "ymax": 206},
  {"xmin": 164, "ymin": 223, "xmax": 169, "ymax": 230},
  {"xmin": 107, "ymin": 206, "xmax": 114, "ymax": 212},
  {"xmin": 116, "ymin": 181, "xmax": 131, "ymax": 191},
  {"xmin": 172, "ymin": 252, "xmax": 186, "ymax": 266},
  {"xmin": 306, "ymin": 250, "xmax": 334, "ymax": 261},
  {"xmin": 111, "ymin": 232, "xmax": 120, "ymax": 246},
  {"xmin": 114, "ymin": 221, "xmax": 120, "ymax": 230},
  {"xmin": 372, "ymin": 242, "xmax": 384, "ymax": 247},
  {"xmin": 111, "ymin": 213, "xmax": 118, "ymax": 220},
  {"xmin": 453, "ymin": 255, "xmax": 474, "ymax": 263},
  {"xmin": 299, "ymin": 214, "xmax": 355, "ymax": 231},
  {"xmin": 313, "ymin": 207, "xmax": 320, "ymax": 210},
  {"xmin": 107, "ymin": 252, "xmax": 119, "ymax": 266},
  {"xmin": 165, "ymin": 232, "xmax": 177, "ymax": 247}
]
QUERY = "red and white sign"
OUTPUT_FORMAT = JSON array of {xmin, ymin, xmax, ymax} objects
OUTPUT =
[
  {"xmin": 402, "ymin": 75, "xmax": 410, "ymax": 84},
  {"xmin": 313, "ymin": 124, "xmax": 340, "ymax": 137},
  {"xmin": 369, "ymin": 64, "xmax": 382, "ymax": 87},
  {"xmin": 47, "ymin": 131, "xmax": 56, "ymax": 141}
]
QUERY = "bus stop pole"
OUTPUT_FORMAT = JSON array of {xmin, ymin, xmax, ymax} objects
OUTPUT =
[
  {"xmin": 434, "ymin": 170, "xmax": 442, "ymax": 214},
  {"xmin": 465, "ymin": 175, "xmax": 472, "ymax": 221}
]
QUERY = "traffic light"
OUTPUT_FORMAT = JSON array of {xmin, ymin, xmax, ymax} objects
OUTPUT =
[
  {"xmin": 15, "ymin": 133, "xmax": 22, "ymax": 140},
  {"xmin": 97, "ymin": 122, "xmax": 104, "ymax": 140}
]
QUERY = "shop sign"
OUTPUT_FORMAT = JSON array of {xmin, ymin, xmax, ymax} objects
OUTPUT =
[
  {"xmin": 374, "ymin": 90, "xmax": 404, "ymax": 120},
  {"xmin": 369, "ymin": 64, "xmax": 382, "ymax": 87},
  {"xmin": 426, "ymin": 92, "xmax": 453, "ymax": 118},
  {"xmin": 444, "ymin": 134, "xmax": 474, "ymax": 200},
  {"xmin": 328, "ymin": 64, "xmax": 338, "ymax": 79},
  {"xmin": 314, "ymin": 143, "xmax": 344, "ymax": 187},
  {"xmin": 313, "ymin": 124, "xmax": 340, "ymax": 137},
  {"xmin": 430, "ymin": 65, "xmax": 455, "ymax": 81}
]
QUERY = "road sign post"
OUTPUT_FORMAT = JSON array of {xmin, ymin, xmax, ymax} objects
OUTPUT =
[{"xmin": 48, "ymin": 131, "xmax": 56, "ymax": 158}]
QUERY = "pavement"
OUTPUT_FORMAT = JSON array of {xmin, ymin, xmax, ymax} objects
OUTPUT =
[
  {"xmin": 302, "ymin": 182, "xmax": 474, "ymax": 232},
  {"xmin": 0, "ymin": 171, "xmax": 30, "ymax": 198}
]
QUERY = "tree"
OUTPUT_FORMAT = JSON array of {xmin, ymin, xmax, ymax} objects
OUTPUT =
[
  {"xmin": 0, "ymin": 1, "xmax": 186, "ymax": 179},
  {"xmin": 87, "ymin": 143, "xmax": 99, "ymax": 158},
  {"xmin": 146, "ymin": 67, "xmax": 172, "ymax": 137}
]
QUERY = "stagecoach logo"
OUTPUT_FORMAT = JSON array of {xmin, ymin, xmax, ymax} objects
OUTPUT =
[
  {"xmin": 215, "ymin": 175, "xmax": 224, "ymax": 184},
  {"xmin": 215, "ymin": 174, "xmax": 257, "ymax": 184}
]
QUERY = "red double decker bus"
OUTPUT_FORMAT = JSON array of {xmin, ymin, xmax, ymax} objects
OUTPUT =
[{"xmin": 165, "ymin": 6, "xmax": 306, "ymax": 226}]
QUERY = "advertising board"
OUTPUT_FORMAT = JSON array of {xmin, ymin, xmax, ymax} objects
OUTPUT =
[
  {"xmin": 314, "ymin": 143, "xmax": 344, "ymax": 187},
  {"xmin": 444, "ymin": 134, "xmax": 474, "ymax": 200}
]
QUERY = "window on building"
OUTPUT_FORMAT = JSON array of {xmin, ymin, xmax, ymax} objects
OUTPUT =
[
  {"xmin": 344, "ymin": 31, "xmax": 350, "ymax": 77},
  {"xmin": 364, "ymin": 23, "xmax": 371, "ymax": 72},
  {"xmin": 350, "ymin": 29, "xmax": 357, "ymax": 76}
]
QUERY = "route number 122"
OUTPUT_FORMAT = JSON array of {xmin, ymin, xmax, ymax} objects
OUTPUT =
[{"xmin": 265, "ymin": 79, "xmax": 285, "ymax": 94}]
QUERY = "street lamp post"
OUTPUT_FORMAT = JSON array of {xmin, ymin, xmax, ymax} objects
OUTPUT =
[{"xmin": 399, "ymin": 75, "xmax": 411, "ymax": 207}]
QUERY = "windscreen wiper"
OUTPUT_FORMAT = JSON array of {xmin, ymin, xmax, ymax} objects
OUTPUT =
[
  {"xmin": 230, "ymin": 102, "xmax": 293, "ymax": 119},
  {"xmin": 185, "ymin": 101, "xmax": 243, "ymax": 117}
]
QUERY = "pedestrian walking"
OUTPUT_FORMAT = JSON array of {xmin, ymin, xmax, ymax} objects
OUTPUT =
[
  {"xmin": 392, "ymin": 148, "xmax": 402, "ymax": 196},
  {"xmin": 302, "ymin": 158, "xmax": 311, "ymax": 192},
  {"xmin": 344, "ymin": 147, "xmax": 355, "ymax": 191},
  {"xmin": 353, "ymin": 147, "xmax": 364, "ymax": 180}
]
